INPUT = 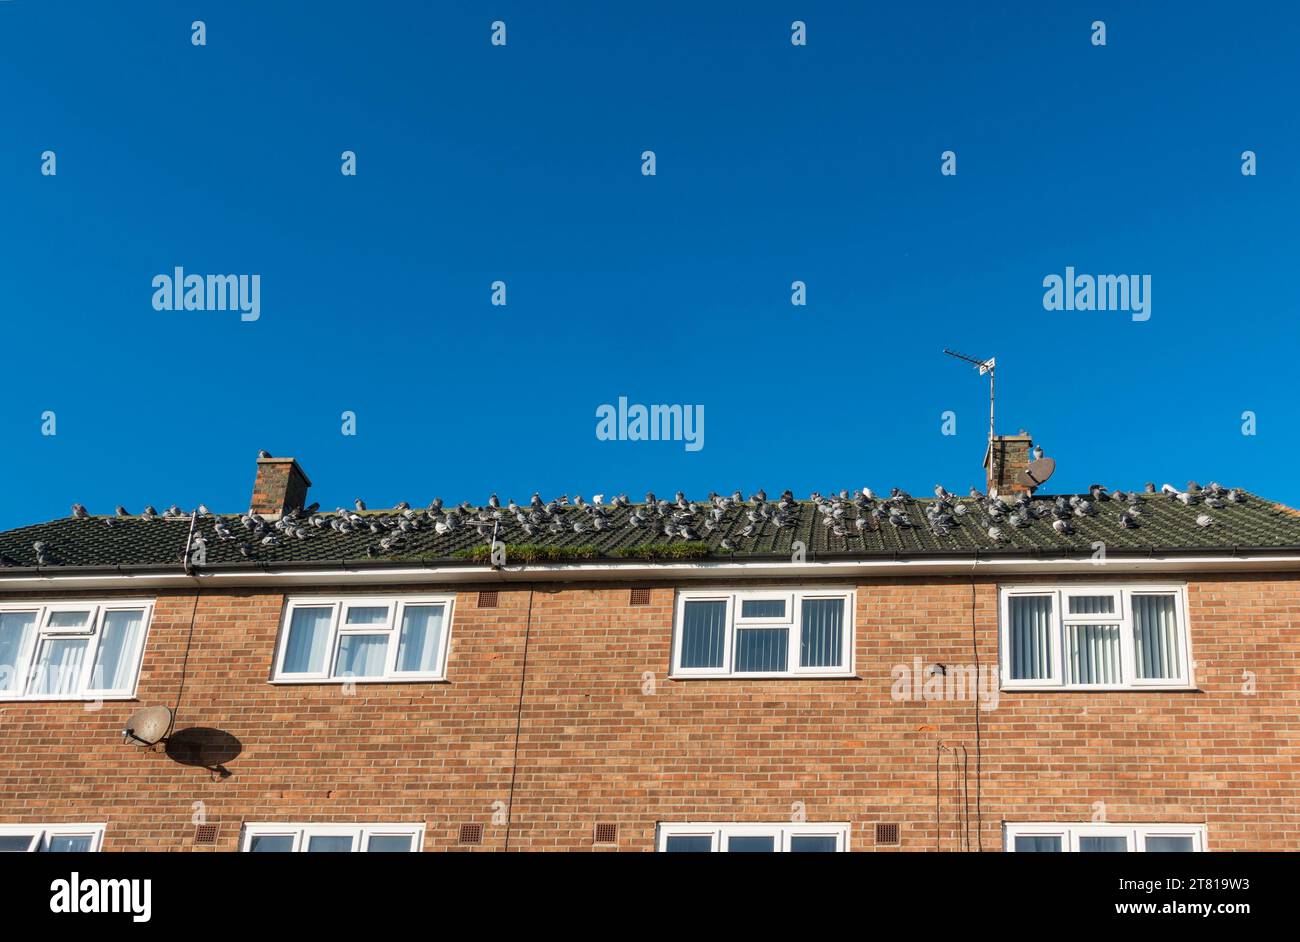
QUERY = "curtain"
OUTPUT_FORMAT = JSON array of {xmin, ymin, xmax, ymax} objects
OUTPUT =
[
  {"xmin": 680, "ymin": 601, "xmax": 727, "ymax": 669},
  {"xmin": 334, "ymin": 634, "xmax": 388, "ymax": 678},
  {"xmin": 1068, "ymin": 594, "xmax": 1115, "ymax": 615},
  {"xmin": 727, "ymin": 836, "xmax": 776, "ymax": 852},
  {"xmin": 91, "ymin": 609, "xmax": 144, "ymax": 691},
  {"xmin": 1079, "ymin": 836, "xmax": 1128, "ymax": 852},
  {"xmin": 396, "ymin": 605, "xmax": 445, "ymax": 673},
  {"xmin": 248, "ymin": 835, "xmax": 294, "ymax": 852},
  {"xmin": 345, "ymin": 606, "xmax": 389, "ymax": 625},
  {"xmin": 1133, "ymin": 595, "xmax": 1179, "ymax": 679},
  {"xmin": 1145, "ymin": 836, "xmax": 1193, "ymax": 852},
  {"xmin": 735, "ymin": 628, "xmax": 788, "ymax": 672},
  {"xmin": 306, "ymin": 835, "xmax": 354, "ymax": 852},
  {"xmin": 789, "ymin": 836, "xmax": 838, "ymax": 852},
  {"xmin": 740, "ymin": 599, "xmax": 786, "ymax": 619},
  {"xmin": 282, "ymin": 607, "xmax": 332, "ymax": 673},
  {"xmin": 30, "ymin": 638, "xmax": 88, "ymax": 695},
  {"xmin": 800, "ymin": 598, "xmax": 844, "ymax": 668},
  {"xmin": 365, "ymin": 835, "xmax": 413, "ymax": 852},
  {"xmin": 0, "ymin": 611, "xmax": 36, "ymax": 693},
  {"xmin": 44, "ymin": 835, "xmax": 93, "ymax": 853},
  {"xmin": 1015, "ymin": 836, "xmax": 1062, "ymax": 852},
  {"xmin": 1009, "ymin": 596, "xmax": 1053, "ymax": 680},
  {"xmin": 1066, "ymin": 624, "xmax": 1121, "ymax": 684},
  {"xmin": 664, "ymin": 835, "xmax": 712, "ymax": 852}
]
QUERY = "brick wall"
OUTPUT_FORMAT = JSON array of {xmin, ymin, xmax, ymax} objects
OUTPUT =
[{"xmin": 1, "ymin": 573, "xmax": 1296, "ymax": 851}]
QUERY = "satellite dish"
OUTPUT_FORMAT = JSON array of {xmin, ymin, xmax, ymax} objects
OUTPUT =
[
  {"xmin": 123, "ymin": 705, "xmax": 173, "ymax": 748},
  {"xmin": 1015, "ymin": 457, "xmax": 1056, "ymax": 491}
]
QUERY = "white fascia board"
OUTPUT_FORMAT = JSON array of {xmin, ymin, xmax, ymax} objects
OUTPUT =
[{"xmin": 2, "ymin": 554, "xmax": 1300, "ymax": 592}]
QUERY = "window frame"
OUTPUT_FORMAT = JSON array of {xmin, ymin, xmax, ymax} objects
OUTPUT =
[
  {"xmin": 271, "ymin": 595, "xmax": 455, "ymax": 684},
  {"xmin": 999, "ymin": 584, "xmax": 1192, "ymax": 691},
  {"xmin": 0, "ymin": 600, "xmax": 153, "ymax": 702},
  {"xmin": 657, "ymin": 822, "xmax": 850, "ymax": 852},
  {"xmin": 1004, "ymin": 823, "xmax": 1207, "ymax": 852},
  {"xmin": 240, "ymin": 823, "xmax": 424, "ymax": 852},
  {"xmin": 0, "ymin": 823, "xmax": 106, "ymax": 852},
  {"xmin": 671, "ymin": 587, "xmax": 855, "ymax": 679}
]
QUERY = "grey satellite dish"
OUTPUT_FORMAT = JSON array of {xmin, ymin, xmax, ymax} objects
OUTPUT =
[
  {"xmin": 123, "ymin": 705, "xmax": 173, "ymax": 748},
  {"xmin": 1015, "ymin": 457, "xmax": 1056, "ymax": 491}
]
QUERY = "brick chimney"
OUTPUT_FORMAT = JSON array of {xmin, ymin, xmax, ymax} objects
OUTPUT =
[
  {"xmin": 250, "ymin": 456, "xmax": 311, "ymax": 517},
  {"xmin": 984, "ymin": 431, "xmax": 1033, "ymax": 496}
]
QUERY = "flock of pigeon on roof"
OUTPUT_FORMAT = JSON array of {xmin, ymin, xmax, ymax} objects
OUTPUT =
[{"xmin": 19, "ymin": 475, "xmax": 1248, "ymax": 568}]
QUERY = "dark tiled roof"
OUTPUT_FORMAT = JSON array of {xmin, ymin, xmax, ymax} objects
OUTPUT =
[{"xmin": 3, "ymin": 490, "xmax": 1300, "ymax": 573}]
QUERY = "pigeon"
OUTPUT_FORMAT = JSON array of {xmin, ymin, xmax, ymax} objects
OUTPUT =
[
  {"xmin": 1144, "ymin": 482, "xmax": 1156, "ymax": 493},
  {"xmin": 258, "ymin": 449, "xmax": 272, "ymax": 459},
  {"xmin": 1052, "ymin": 519, "xmax": 1074, "ymax": 535},
  {"xmin": 719, "ymin": 538, "xmax": 736, "ymax": 552},
  {"xmin": 355, "ymin": 498, "xmax": 367, "ymax": 511},
  {"xmin": 33, "ymin": 541, "xmax": 51, "ymax": 565},
  {"xmin": 71, "ymin": 504, "xmax": 89, "ymax": 519},
  {"xmin": 1032, "ymin": 445, "xmax": 1044, "ymax": 460},
  {"xmin": 141, "ymin": 506, "xmax": 158, "ymax": 521},
  {"xmin": 1119, "ymin": 512, "xmax": 1138, "ymax": 529},
  {"xmin": 987, "ymin": 527, "xmax": 1005, "ymax": 543},
  {"xmin": 1196, "ymin": 514, "xmax": 1214, "ymax": 528},
  {"xmin": 115, "ymin": 505, "xmax": 130, "ymax": 517},
  {"xmin": 239, "ymin": 542, "xmax": 254, "ymax": 557}
]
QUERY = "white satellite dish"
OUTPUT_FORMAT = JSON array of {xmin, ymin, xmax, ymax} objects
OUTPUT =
[{"xmin": 123, "ymin": 705, "xmax": 173, "ymax": 747}]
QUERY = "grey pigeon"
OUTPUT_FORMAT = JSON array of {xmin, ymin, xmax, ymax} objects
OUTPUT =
[{"xmin": 71, "ymin": 504, "xmax": 89, "ymax": 519}]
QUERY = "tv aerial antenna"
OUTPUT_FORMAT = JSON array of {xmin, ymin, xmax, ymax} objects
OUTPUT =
[{"xmin": 943, "ymin": 348, "xmax": 998, "ymax": 479}]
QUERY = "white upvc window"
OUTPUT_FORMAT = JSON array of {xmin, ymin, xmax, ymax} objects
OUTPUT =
[
  {"xmin": 0, "ymin": 600, "xmax": 153, "ymax": 701},
  {"xmin": 240, "ymin": 824, "xmax": 424, "ymax": 852},
  {"xmin": 1005, "ymin": 823, "xmax": 1207, "ymax": 853},
  {"xmin": 271, "ymin": 596, "xmax": 454, "ymax": 683},
  {"xmin": 657, "ymin": 823, "xmax": 849, "ymax": 852},
  {"xmin": 671, "ymin": 588, "xmax": 854, "ymax": 678},
  {"xmin": 999, "ymin": 585, "xmax": 1192, "ymax": 690},
  {"xmin": 0, "ymin": 824, "xmax": 106, "ymax": 852}
]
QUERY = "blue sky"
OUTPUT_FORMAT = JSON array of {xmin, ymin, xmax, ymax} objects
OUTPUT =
[{"xmin": 1, "ymin": 2, "xmax": 1297, "ymax": 528}]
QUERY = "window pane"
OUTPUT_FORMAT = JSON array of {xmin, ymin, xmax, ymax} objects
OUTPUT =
[
  {"xmin": 366, "ymin": 835, "xmax": 413, "ymax": 852},
  {"xmin": 727, "ymin": 836, "xmax": 775, "ymax": 852},
  {"xmin": 790, "ymin": 836, "xmax": 838, "ymax": 852},
  {"xmin": 0, "ymin": 611, "xmax": 37, "ymax": 693},
  {"xmin": 740, "ymin": 599, "xmax": 786, "ymax": 619},
  {"xmin": 282, "ymin": 607, "xmax": 332, "ymax": 674},
  {"xmin": 800, "ymin": 598, "xmax": 844, "ymax": 667},
  {"xmin": 47, "ymin": 610, "xmax": 93, "ymax": 629},
  {"xmin": 0, "ymin": 835, "xmax": 35, "ymax": 852},
  {"xmin": 90, "ymin": 610, "xmax": 144, "ymax": 691},
  {"xmin": 334, "ymin": 634, "xmax": 388, "ymax": 677},
  {"xmin": 307, "ymin": 835, "xmax": 354, "ymax": 852},
  {"xmin": 248, "ymin": 835, "xmax": 294, "ymax": 852},
  {"xmin": 396, "ymin": 605, "xmax": 445, "ymax": 673},
  {"xmin": 664, "ymin": 835, "xmax": 712, "ymax": 852},
  {"xmin": 30, "ymin": 638, "xmax": 88, "ymax": 695},
  {"xmin": 1145, "ymin": 836, "xmax": 1194, "ymax": 852},
  {"xmin": 734, "ymin": 628, "xmax": 788, "ymax": 672},
  {"xmin": 44, "ymin": 835, "xmax": 93, "ymax": 852},
  {"xmin": 344, "ymin": 606, "xmax": 389, "ymax": 625},
  {"xmin": 680, "ymin": 601, "xmax": 727, "ymax": 669},
  {"xmin": 1009, "ymin": 596, "xmax": 1053, "ymax": 680},
  {"xmin": 1068, "ymin": 595, "xmax": 1116, "ymax": 615},
  {"xmin": 1079, "ymin": 836, "xmax": 1128, "ymax": 852},
  {"xmin": 1066, "ymin": 624, "xmax": 1121, "ymax": 684},
  {"xmin": 1015, "ymin": 835, "xmax": 1062, "ymax": 852},
  {"xmin": 1133, "ymin": 595, "xmax": 1180, "ymax": 680}
]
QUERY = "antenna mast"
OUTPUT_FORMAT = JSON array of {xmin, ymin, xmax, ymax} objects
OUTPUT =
[{"xmin": 943, "ymin": 348, "xmax": 997, "ymax": 484}]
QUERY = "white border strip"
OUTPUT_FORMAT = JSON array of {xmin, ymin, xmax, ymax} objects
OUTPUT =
[{"xmin": 1, "ymin": 553, "xmax": 1299, "ymax": 591}]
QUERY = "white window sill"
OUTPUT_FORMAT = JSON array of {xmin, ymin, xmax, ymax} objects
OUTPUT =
[
  {"xmin": 0, "ymin": 694, "xmax": 138, "ymax": 703},
  {"xmin": 670, "ymin": 672, "xmax": 859, "ymax": 681},
  {"xmin": 269, "ymin": 677, "xmax": 449, "ymax": 686},
  {"xmin": 1001, "ymin": 684, "xmax": 1199, "ymax": 693}
]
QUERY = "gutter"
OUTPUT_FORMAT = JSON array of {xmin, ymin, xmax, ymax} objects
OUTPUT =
[{"xmin": 3, "ymin": 548, "xmax": 1300, "ymax": 591}]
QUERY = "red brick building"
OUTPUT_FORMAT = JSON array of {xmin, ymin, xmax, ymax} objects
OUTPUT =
[{"xmin": 2, "ymin": 441, "xmax": 1297, "ymax": 852}]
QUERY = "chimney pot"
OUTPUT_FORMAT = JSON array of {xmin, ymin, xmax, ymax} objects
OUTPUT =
[{"xmin": 250, "ymin": 456, "xmax": 312, "ymax": 518}]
